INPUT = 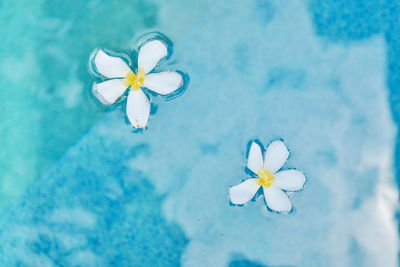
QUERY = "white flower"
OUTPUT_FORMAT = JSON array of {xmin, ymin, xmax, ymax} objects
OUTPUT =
[
  {"xmin": 91, "ymin": 39, "xmax": 184, "ymax": 129},
  {"xmin": 229, "ymin": 140, "xmax": 306, "ymax": 213}
]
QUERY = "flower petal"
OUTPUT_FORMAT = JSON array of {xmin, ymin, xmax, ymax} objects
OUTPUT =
[
  {"xmin": 92, "ymin": 79, "xmax": 127, "ymax": 105},
  {"xmin": 143, "ymin": 71, "xmax": 182, "ymax": 95},
  {"xmin": 229, "ymin": 179, "xmax": 260, "ymax": 205},
  {"xmin": 126, "ymin": 89, "xmax": 150, "ymax": 129},
  {"xmin": 93, "ymin": 49, "xmax": 131, "ymax": 78},
  {"xmin": 138, "ymin": 40, "xmax": 168, "ymax": 74},
  {"xmin": 264, "ymin": 140, "xmax": 289, "ymax": 174},
  {"xmin": 247, "ymin": 142, "xmax": 264, "ymax": 174},
  {"xmin": 263, "ymin": 185, "xmax": 292, "ymax": 213},
  {"xmin": 274, "ymin": 170, "xmax": 306, "ymax": 191}
]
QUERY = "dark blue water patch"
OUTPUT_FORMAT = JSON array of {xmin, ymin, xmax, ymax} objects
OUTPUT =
[
  {"xmin": 309, "ymin": 0, "xmax": 387, "ymax": 42},
  {"xmin": 385, "ymin": 2, "xmax": 400, "ymax": 196},
  {"xmin": 229, "ymin": 254, "xmax": 268, "ymax": 267},
  {"xmin": 0, "ymin": 131, "xmax": 188, "ymax": 266},
  {"xmin": 265, "ymin": 67, "xmax": 305, "ymax": 90},
  {"xmin": 229, "ymin": 254, "xmax": 292, "ymax": 267},
  {"xmin": 253, "ymin": 0, "xmax": 275, "ymax": 26},
  {"xmin": 199, "ymin": 142, "xmax": 220, "ymax": 154},
  {"xmin": 229, "ymin": 259, "xmax": 267, "ymax": 267}
]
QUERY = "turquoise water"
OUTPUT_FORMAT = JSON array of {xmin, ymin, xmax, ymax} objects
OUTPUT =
[
  {"xmin": 0, "ymin": 0, "xmax": 399, "ymax": 266},
  {"xmin": 0, "ymin": 0, "xmax": 213, "ymax": 211}
]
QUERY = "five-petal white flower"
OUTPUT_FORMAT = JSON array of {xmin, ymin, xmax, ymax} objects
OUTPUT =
[
  {"xmin": 229, "ymin": 140, "xmax": 306, "ymax": 213},
  {"xmin": 91, "ymin": 39, "xmax": 183, "ymax": 129}
]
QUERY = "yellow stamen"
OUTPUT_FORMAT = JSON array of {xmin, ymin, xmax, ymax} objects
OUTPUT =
[
  {"xmin": 256, "ymin": 169, "xmax": 275, "ymax": 187},
  {"xmin": 125, "ymin": 68, "xmax": 145, "ymax": 91}
]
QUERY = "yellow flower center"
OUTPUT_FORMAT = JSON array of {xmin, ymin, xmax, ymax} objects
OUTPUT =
[
  {"xmin": 125, "ymin": 68, "xmax": 145, "ymax": 91},
  {"xmin": 256, "ymin": 169, "xmax": 275, "ymax": 187}
]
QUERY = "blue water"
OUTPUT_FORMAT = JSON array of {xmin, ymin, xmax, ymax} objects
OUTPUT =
[{"xmin": 0, "ymin": 0, "xmax": 399, "ymax": 266}]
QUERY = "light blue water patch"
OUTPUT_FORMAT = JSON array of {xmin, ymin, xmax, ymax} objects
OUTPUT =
[
  {"xmin": 310, "ymin": 0, "xmax": 400, "ymax": 242},
  {"xmin": 0, "ymin": 0, "xmax": 398, "ymax": 266},
  {"xmin": 163, "ymin": 1, "xmax": 397, "ymax": 265}
]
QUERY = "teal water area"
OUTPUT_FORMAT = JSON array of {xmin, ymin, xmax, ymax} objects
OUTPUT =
[{"xmin": 0, "ymin": 0, "xmax": 214, "ymax": 211}]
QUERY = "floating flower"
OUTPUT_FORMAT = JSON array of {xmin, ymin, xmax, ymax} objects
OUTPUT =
[
  {"xmin": 90, "ymin": 38, "xmax": 185, "ymax": 129},
  {"xmin": 229, "ymin": 140, "xmax": 306, "ymax": 213}
]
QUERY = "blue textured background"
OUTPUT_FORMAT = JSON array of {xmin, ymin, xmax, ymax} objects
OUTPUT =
[{"xmin": 0, "ymin": 0, "xmax": 399, "ymax": 266}]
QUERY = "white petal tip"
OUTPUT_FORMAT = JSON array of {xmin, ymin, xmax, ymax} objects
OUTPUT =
[
  {"xmin": 247, "ymin": 141, "xmax": 264, "ymax": 174},
  {"xmin": 143, "ymin": 71, "xmax": 183, "ymax": 95},
  {"xmin": 96, "ymin": 49, "xmax": 105, "ymax": 55},
  {"xmin": 126, "ymin": 90, "xmax": 151, "ymax": 130},
  {"xmin": 229, "ymin": 188, "xmax": 243, "ymax": 205},
  {"xmin": 276, "ymin": 209, "xmax": 291, "ymax": 214},
  {"xmin": 268, "ymin": 203, "xmax": 292, "ymax": 213},
  {"xmin": 264, "ymin": 140, "xmax": 290, "ymax": 174},
  {"xmin": 92, "ymin": 83, "xmax": 111, "ymax": 105},
  {"xmin": 298, "ymin": 176, "xmax": 306, "ymax": 188},
  {"xmin": 229, "ymin": 179, "xmax": 260, "ymax": 205},
  {"xmin": 274, "ymin": 170, "xmax": 306, "ymax": 191},
  {"xmin": 138, "ymin": 39, "xmax": 169, "ymax": 74},
  {"xmin": 264, "ymin": 186, "xmax": 292, "ymax": 213},
  {"xmin": 132, "ymin": 122, "xmax": 147, "ymax": 129},
  {"xmin": 93, "ymin": 49, "xmax": 131, "ymax": 79},
  {"xmin": 92, "ymin": 80, "xmax": 128, "ymax": 106},
  {"xmin": 130, "ymin": 117, "xmax": 148, "ymax": 129}
]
